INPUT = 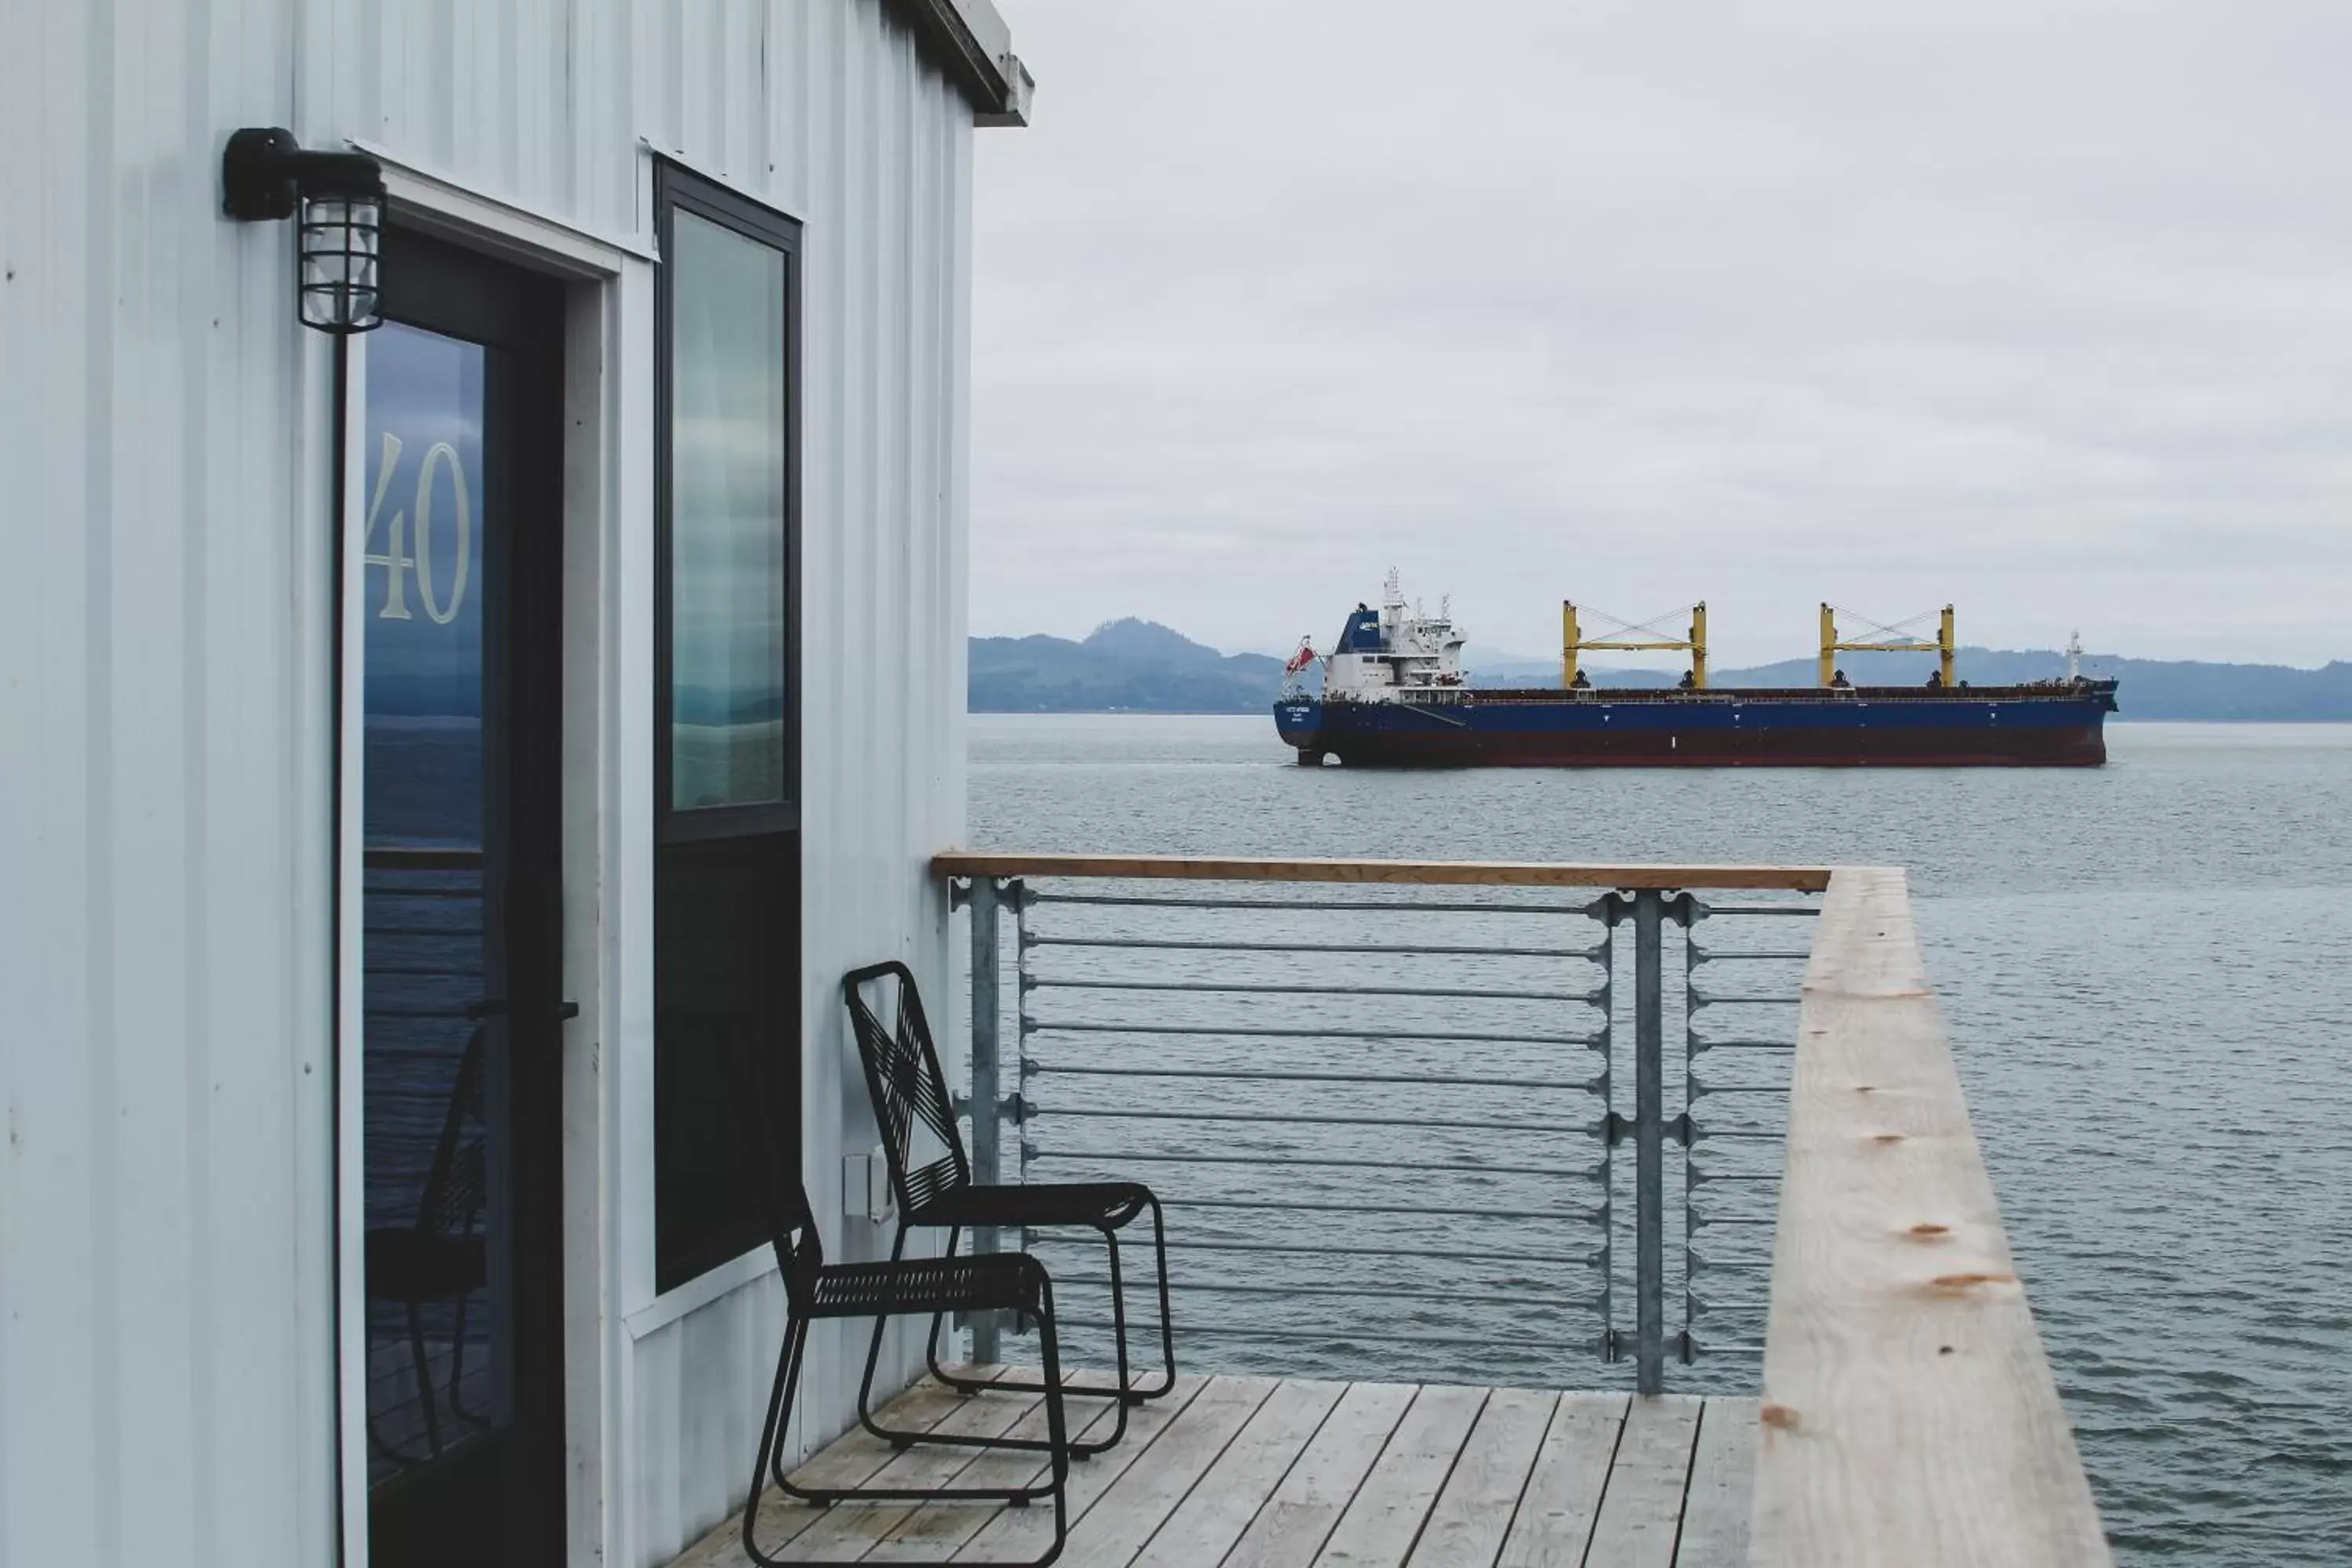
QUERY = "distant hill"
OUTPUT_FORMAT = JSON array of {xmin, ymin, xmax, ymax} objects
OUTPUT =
[
  {"xmin": 970, "ymin": 619, "xmax": 1291, "ymax": 713},
  {"xmin": 974, "ymin": 622, "xmax": 2352, "ymax": 720}
]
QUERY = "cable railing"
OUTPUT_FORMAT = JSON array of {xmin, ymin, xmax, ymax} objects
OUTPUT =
[
  {"xmin": 938, "ymin": 854, "xmax": 1828, "ymax": 1396},
  {"xmin": 929, "ymin": 853, "xmax": 2112, "ymax": 1562},
  {"xmin": 1682, "ymin": 903, "xmax": 1815, "ymax": 1374}
]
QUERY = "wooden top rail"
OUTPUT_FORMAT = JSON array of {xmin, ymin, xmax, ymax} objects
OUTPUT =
[
  {"xmin": 1750, "ymin": 867, "xmax": 2110, "ymax": 1566},
  {"xmin": 934, "ymin": 851, "xmax": 1834, "ymax": 892}
]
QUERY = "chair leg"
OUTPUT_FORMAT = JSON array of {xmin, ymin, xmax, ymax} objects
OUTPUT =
[
  {"xmin": 755, "ymin": 1302, "xmax": 1073, "ymax": 1568},
  {"xmin": 1136, "ymin": 1195, "xmax": 1178, "ymax": 1403},
  {"xmin": 1091, "ymin": 1225, "xmax": 1134, "ymax": 1446},
  {"xmin": 766, "ymin": 1313, "xmax": 814, "ymax": 1491},
  {"xmin": 855, "ymin": 1223, "xmax": 916, "ymax": 1450},
  {"xmin": 924, "ymin": 1224, "xmax": 988, "ymax": 1394},
  {"xmin": 447, "ymin": 1287, "xmax": 485, "ymax": 1426},
  {"xmin": 404, "ymin": 1298, "xmax": 445, "ymax": 1457},
  {"xmin": 1033, "ymin": 1278, "xmax": 1072, "ymax": 1564},
  {"xmin": 923, "ymin": 1225, "xmax": 1118, "ymax": 1458},
  {"xmin": 743, "ymin": 1319, "xmax": 816, "ymax": 1566},
  {"xmin": 855, "ymin": 1224, "xmax": 1087, "ymax": 1459},
  {"xmin": 365, "ymin": 1323, "xmax": 430, "ymax": 1467}
]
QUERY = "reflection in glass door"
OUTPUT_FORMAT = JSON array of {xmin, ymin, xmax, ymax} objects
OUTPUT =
[
  {"xmin": 358, "ymin": 232, "xmax": 566, "ymax": 1568},
  {"xmin": 361, "ymin": 321, "xmax": 505, "ymax": 1478}
]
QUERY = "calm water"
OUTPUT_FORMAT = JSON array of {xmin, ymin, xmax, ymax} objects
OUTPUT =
[{"xmin": 968, "ymin": 716, "xmax": 2352, "ymax": 1566}]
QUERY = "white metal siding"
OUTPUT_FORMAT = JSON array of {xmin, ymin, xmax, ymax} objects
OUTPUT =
[{"xmin": 0, "ymin": 2, "xmax": 980, "ymax": 1566}]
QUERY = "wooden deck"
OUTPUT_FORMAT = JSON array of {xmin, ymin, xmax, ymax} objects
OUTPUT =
[{"xmin": 670, "ymin": 1370, "xmax": 1758, "ymax": 1567}]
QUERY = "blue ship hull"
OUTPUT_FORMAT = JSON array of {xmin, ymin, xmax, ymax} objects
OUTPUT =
[{"xmin": 1273, "ymin": 684, "xmax": 2117, "ymax": 767}]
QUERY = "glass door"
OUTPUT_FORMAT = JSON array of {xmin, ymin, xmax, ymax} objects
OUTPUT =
[{"xmin": 357, "ymin": 231, "xmax": 567, "ymax": 1568}]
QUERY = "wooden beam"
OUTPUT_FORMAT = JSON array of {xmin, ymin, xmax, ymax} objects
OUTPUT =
[
  {"xmin": 931, "ymin": 852, "xmax": 1834, "ymax": 892},
  {"xmin": 1748, "ymin": 868, "xmax": 2111, "ymax": 1566}
]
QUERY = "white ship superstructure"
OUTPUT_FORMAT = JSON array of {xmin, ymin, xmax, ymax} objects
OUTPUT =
[{"xmin": 1301, "ymin": 570, "xmax": 1467, "ymax": 702}]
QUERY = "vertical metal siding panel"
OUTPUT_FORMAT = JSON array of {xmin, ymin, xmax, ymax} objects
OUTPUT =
[
  {"xmin": 771, "ymin": 0, "xmax": 810, "ymax": 234},
  {"xmin": 905, "ymin": 44, "xmax": 930, "ymax": 914},
  {"xmin": 209, "ymin": 18, "xmax": 310, "ymax": 1548},
  {"xmin": 558, "ymin": 0, "xmax": 589, "ymax": 223},
  {"xmin": 566, "ymin": 0, "xmax": 599, "ymax": 231},
  {"xmin": 1, "ymin": 5, "xmax": 103, "ymax": 1567},
  {"xmin": 116, "ymin": 11, "xmax": 201, "ymax": 1566},
  {"xmin": 3, "ymin": 0, "xmax": 324, "ymax": 1564},
  {"xmin": 936, "ymin": 90, "xmax": 964, "ymax": 865},
  {"xmin": 885, "ymin": 18, "xmax": 915, "ymax": 988},
  {"xmin": 429, "ymin": 0, "xmax": 459, "ymax": 163},
  {"xmin": 941, "ymin": 90, "xmax": 974, "ymax": 862},
  {"xmin": 177, "ymin": 19, "xmax": 228, "ymax": 1559},
  {"xmin": 500, "ymin": 0, "xmax": 530, "ymax": 201},
  {"xmin": 734, "ymin": 0, "xmax": 767, "ymax": 185},
  {"xmin": 682, "ymin": 0, "xmax": 718, "ymax": 169},
  {"xmin": 805, "ymin": 0, "xmax": 865, "ymax": 1441},
  {"xmin": 78, "ymin": 10, "xmax": 126, "ymax": 1568},
  {"xmin": 677, "ymin": 1306, "xmax": 723, "ymax": 1546},
  {"xmin": 633, "ymin": 1316, "xmax": 683, "ymax": 1560},
  {"xmin": 450, "ymin": 0, "xmax": 481, "ymax": 179},
  {"xmin": 290, "ymin": 13, "xmax": 361, "ymax": 1568}
]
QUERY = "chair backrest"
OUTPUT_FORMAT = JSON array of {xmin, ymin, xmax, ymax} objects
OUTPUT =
[
  {"xmin": 694, "ymin": 1010, "xmax": 825, "ymax": 1312},
  {"xmin": 841, "ymin": 961, "xmax": 971, "ymax": 1218},
  {"xmin": 414, "ymin": 1025, "xmax": 488, "ymax": 1238}
]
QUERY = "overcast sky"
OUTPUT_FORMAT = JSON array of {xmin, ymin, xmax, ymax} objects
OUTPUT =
[{"xmin": 968, "ymin": 0, "xmax": 2352, "ymax": 666}]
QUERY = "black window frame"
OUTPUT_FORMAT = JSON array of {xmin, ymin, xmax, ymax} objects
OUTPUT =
[
  {"xmin": 652, "ymin": 158, "xmax": 804, "ymax": 1293},
  {"xmin": 653, "ymin": 161, "xmax": 804, "ymax": 840}
]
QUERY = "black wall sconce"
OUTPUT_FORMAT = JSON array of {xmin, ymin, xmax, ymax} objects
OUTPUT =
[{"xmin": 222, "ymin": 129, "xmax": 387, "ymax": 335}]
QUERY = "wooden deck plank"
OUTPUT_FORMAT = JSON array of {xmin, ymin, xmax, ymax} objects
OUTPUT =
[
  {"xmin": 662, "ymin": 1376, "xmax": 1744, "ymax": 1568},
  {"xmin": 956, "ymin": 1376, "xmax": 1254, "ymax": 1564},
  {"xmin": 1310, "ymin": 1384, "xmax": 1489, "ymax": 1567},
  {"xmin": 1220, "ymin": 1383, "xmax": 1420, "ymax": 1568},
  {"xmin": 1051, "ymin": 1375, "xmax": 1281, "ymax": 1568},
  {"xmin": 1672, "ymin": 1399, "xmax": 1759, "ymax": 1568},
  {"xmin": 1584, "ymin": 1395, "xmax": 1703, "ymax": 1568},
  {"xmin": 1406, "ymin": 1388, "xmax": 1558, "ymax": 1566},
  {"xmin": 1496, "ymin": 1392, "xmax": 1627, "ymax": 1568},
  {"xmin": 934, "ymin": 852, "xmax": 1832, "ymax": 893},
  {"xmin": 1128, "ymin": 1379, "xmax": 1348, "ymax": 1568},
  {"xmin": 767, "ymin": 1382, "xmax": 1045, "ymax": 1562},
  {"xmin": 873, "ymin": 1377, "xmax": 1210, "ymax": 1562},
  {"xmin": 670, "ymin": 1374, "xmax": 996, "ymax": 1568},
  {"xmin": 1751, "ymin": 866, "xmax": 2111, "ymax": 1567}
]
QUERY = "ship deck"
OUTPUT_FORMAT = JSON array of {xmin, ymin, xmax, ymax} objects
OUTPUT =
[
  {"xmin": 1396, "ymin": 681, "xmax": 2115, "ymax": 704},
  {"xmin": 667, "ymin": 1368, "xmax": 1758, "ymax": 1567}
]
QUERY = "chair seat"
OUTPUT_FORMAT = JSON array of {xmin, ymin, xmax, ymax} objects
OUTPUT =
[
  {"xmin": 805, "ymin": 1250, "xmax": 1050, "ymax": 1321},
  {"xmin": 912, "ymin": 1180, "xmax": 1152, "ymax": 1232}
]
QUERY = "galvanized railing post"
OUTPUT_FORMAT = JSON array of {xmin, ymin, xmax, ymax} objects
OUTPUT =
[
  {"xmin": 966, "ymin": 873, "xmax": 1003, "ymax": 1363},
  {"xmin": 1590, "ymin": 895, "xmax": 1616, "ymax": 1366},
  {"xmin": 1632, "ymin": 887, "xmax": 1667, "ymax": 1396}
]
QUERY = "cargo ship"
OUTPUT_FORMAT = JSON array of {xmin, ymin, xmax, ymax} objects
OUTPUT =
[{"xmin": 1272, "ymin": 576, "xmax": 2118, "ymax": 768}]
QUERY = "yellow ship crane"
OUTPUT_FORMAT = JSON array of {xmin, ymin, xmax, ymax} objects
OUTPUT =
[
  {"xmin": 1561, "ymin": 601, "xmax": 1709, "ymax": 689},
  {"xmin": 1818, "ymin": 604, "xmax": 1955, "ymax": 688}
]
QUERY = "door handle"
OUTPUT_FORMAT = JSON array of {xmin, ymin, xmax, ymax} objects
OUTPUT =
[{"xmin": 466, "ymin": 998, "xmax": 582, "ymax": 1022}]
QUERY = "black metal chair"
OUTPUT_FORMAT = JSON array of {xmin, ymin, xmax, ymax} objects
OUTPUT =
[
  {"xmin": 723, "ymin": 1016, "xmax": 1079, "ymax": 1568},
  {"xmin": 841, "ymin": 961, "xmax": 1176, "ymax": 1460}
]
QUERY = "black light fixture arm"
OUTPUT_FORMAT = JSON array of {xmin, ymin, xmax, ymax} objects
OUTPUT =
[
  {"xmin": 222, "ymin": 127, "xmax": 385, "ymax": 221},
  {"xmin": 222, "ymin": 127, "xmax": 388, "ymax": 335}
]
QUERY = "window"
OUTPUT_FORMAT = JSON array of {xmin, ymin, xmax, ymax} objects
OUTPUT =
[{"xmin": 652, "ymin": 162, "xmax": 802, "ymax": 1292}]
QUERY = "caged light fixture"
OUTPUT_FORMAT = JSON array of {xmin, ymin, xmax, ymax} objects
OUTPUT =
[{"xmin": 221, "ymin": 128, "xmax": 387, "ymax": 334}]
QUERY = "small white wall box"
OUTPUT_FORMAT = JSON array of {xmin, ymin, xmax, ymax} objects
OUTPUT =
[{"xmin": 843, "ymin": 1149, "xmax": 896, "ymax": 1224}]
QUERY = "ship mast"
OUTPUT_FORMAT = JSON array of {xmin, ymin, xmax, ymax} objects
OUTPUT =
[
  {"xmin": 1818, "ymin": 604, "xmax": 1956, "ymax": 687},
  {"xmin": 1561, "ymin": 601, "xmax": 1709, "ymax": 689}
]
